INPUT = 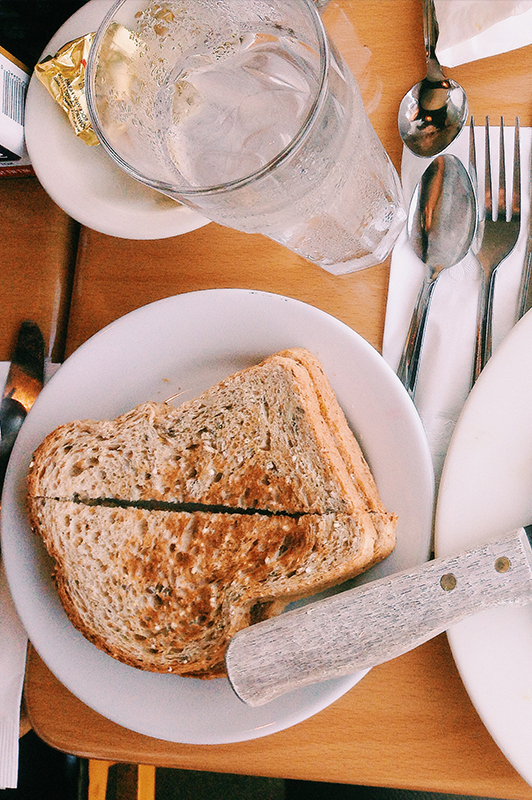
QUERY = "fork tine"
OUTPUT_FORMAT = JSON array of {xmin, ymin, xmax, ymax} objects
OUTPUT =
[
  {"xmin": 484, "ymin": 116, "xmax": 492, "ymax": 219},
  {"xmin": 473, "ymin": 114, "xmax": 522, "ymax": 383},
  {"xmin": 498, "ymin": 116, "xmax": 506, "ymax": 219},
  {"xmin": 512, "ymin": 117, "xmax": 521, "ymax": 219},
  {"xmin": 469, "ymin": 117, "xmax": 483, "ymax": 255}
]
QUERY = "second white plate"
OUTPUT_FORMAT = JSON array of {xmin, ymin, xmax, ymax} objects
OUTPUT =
[{"xmin": 436, "ymin": 308, "xmax": 532, "ymax": 787}]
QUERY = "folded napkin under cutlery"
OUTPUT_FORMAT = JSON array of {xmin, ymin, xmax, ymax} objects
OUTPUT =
[
  {"xmin": 435, "ymin": 0, "xmax": 532, "ymax": 66},
  {"xmin": 383, "ymin": 126, "xmax": 532, "ymax": 485},
  {"xmin": 390, "ymin": 0, "xmax": 532, "ymax": 478}
]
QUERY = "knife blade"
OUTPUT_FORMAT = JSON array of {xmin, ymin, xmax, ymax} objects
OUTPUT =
[
  {"xmin": 516, "ymin": 139, "xmax": 532, "ymax": 319},
  {"xmin": 225, "ymin": 525, "xmax": 532, "ymax": 706},
  {"xmin": 0, "ymin": 321, "xmax": 45, "ymax": 493}
]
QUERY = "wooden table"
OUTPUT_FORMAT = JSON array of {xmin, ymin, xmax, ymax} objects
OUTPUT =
[{"xmin": 4, "ymin": 0, "xmax": 532, "ymax": 796}]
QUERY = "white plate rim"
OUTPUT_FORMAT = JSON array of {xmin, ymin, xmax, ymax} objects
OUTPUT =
[
  {"xmin": 435, "ymin": 308, "xmax": 532, "ymax": 786},
  {"xmin": 1, "ymin": 288, "xmax": 434, "ymax": 744},
  {"xmin": 24, "ymin": 0, "xmax": 210, "ymax": 240}
]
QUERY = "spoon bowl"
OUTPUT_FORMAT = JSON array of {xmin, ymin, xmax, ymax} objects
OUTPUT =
[
  {"xmin": 396, "ymin": 153, "xmax": 476, "ymax": 397},
  {"xmin": 398, "ymin": 0, "xmax": 468, "ymax": 157}
]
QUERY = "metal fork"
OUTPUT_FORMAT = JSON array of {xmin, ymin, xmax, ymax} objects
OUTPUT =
[{"xmin": 470, "ymin": 116, "xmax": 521, "ymax": 382}]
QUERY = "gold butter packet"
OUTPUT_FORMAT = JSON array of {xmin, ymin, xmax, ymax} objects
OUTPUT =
[{"xmin": 35, "ymin": 33, "xmax": 99, "ymax": 146}]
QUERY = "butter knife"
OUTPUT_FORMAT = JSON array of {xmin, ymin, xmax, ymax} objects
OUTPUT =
[
  {"xmin": 0, "ymin": 321, "xmax": 45, "ymax": 492},
  {"xmin": 516, "ymin": 141, "xmax": 532, "ymax": 319},
  {"xmin": 226, "ymin": 526, "xmax": 532, "ymax": 706}
]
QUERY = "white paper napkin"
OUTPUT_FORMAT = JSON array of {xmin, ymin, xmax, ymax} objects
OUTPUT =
[
  {"xmin": 0, "ymin": 362, "xmax": 26, "ymax": 790},
  {"xmin": 0, "ymin": 360, "xmax": 59, "ymax": 789},
  {"xmin": 0, "ymin": 560, "xmax": 27, "ymax": 790},
  {"xmin": 435, "ymin": 0, "xmax": 532, "ymax": 67},
  {"xmin": 383, "ymin": 126, "xmax": 531, "ymax": 486}
]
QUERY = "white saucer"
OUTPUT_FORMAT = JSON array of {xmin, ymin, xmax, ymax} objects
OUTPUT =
[{"xmin": 24, "ymin": 0, "xmax": 210, "ymax": 240}]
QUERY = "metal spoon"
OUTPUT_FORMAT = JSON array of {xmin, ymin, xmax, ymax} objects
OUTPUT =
[
  {"xmin": 396, "ymin": 154, "xmax": 476, "ymax": 398},
  {"xmin": 398, "ymin": 0, "xmax": 468, "ymax": 158}
]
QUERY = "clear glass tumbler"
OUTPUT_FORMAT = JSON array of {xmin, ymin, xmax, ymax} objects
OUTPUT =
[{"xmin": 86, "ymin": 0, "xmax": 406, "ymax": 274}]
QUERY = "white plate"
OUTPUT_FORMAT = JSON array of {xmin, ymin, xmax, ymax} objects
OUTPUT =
[
  {"xmin": 436, "ymin": 308, "xmax": 532, "ymax": 786},
  {"xmin": 1, "ymin": 289, "xmax": 433, "ymax": 744},
  {"xmin": 24, "ymin": 0, "xmax": 209, "ymax": 240}
]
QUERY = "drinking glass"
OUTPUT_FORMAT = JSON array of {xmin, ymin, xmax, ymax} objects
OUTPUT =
[{"xmin": 86, "ymin": 0, "xmax": 406, "ymax": 274}]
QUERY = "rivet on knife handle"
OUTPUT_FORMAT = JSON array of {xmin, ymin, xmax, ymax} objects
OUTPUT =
[{"xmin": 225, "ymin": 528, "xmax": 532, "ymax": 706}]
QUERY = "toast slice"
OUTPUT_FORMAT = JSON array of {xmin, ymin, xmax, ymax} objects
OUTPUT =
[
  {"xmin": 28, "ymin": 350, "xmax": 394, "ymax": 521},
  {"xmin": 30, "ymin": 499, "xmax": 382, "ymax": 676},
  {"xmin": 27, "ymin": 349, "xmax": 397, "ymax": 677}
]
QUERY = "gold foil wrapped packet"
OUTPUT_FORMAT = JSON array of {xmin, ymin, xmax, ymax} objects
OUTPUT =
[{"xmin": 34, "ymin": 33, "xmax": 98, "ymax": 146}]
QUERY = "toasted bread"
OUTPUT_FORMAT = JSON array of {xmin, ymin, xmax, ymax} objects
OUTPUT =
[
  {"xmin": 27, "ymin": 349, "xmax": 397, "ymax": 677},
  {"xmin": 29, "ymin": 500, "xmax": 382, "ymax": 675}
]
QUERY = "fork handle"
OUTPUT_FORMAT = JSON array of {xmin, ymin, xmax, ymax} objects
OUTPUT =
[
  {"xmin": 517, "ymin": 247, "xmax": 532, "ymax": 321},
  {"xmin": 473, "ymin": 270, "xmax": 497, "ymax": 382}
]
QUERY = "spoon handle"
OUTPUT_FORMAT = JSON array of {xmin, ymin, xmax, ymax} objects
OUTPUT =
[
  {"xmin": 423, "ymin": 0, "xmax": 445, "ymax": 81},
  {"xmin": 397, "ymin": 276, "xmax": 437, "ymax": 398},
  {"xmin": 423, "ymin": 0, "xmax": 438, "ymax": 58}
]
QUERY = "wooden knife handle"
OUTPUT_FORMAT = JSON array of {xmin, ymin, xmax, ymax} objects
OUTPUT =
[{"xmin": 225, "ymin": 528, "xmax": 532, "ymax": 706}]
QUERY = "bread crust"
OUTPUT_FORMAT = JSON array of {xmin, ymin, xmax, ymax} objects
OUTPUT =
[
  {"xmin": 274, "ymin": 349, "xmax": 397, "ymax": 558},
  {"xmin": 27, "ymin": 349, "xmax": 397, "ymax": 677}
]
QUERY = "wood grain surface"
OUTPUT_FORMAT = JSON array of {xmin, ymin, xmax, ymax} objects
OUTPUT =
[
  {"xmin": 9, "ymin": 0, "xmax": 532, "ymax": 795},
  {"xmin": 0, "ymin": 178, "xmax": 78, "ymax": 362},
  {"xmin": 25, "ymin": 636, "xmax": 532, "ymax": 798}
]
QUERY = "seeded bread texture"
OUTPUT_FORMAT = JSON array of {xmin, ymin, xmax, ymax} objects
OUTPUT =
[
  {"xmin": 28, "ymin": 353, "xmax": 375, "ymax": 516},
  {"xmin": 27, "ymin": 348, "xmax": 397, "ymax": 677},
  {"xmin": 30, "ymin": 500, "xmax": 381, "ymax": 676}
]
